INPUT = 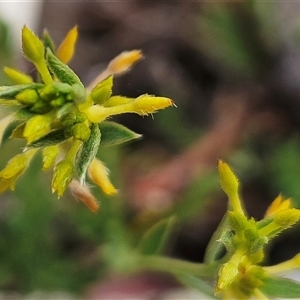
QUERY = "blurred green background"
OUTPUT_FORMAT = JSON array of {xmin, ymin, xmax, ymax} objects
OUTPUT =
[{"xmin": 0, "ymin": 1, "xmax": 300, "ymax": 298}]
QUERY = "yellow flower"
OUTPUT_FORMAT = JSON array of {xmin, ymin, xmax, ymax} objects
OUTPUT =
[
  {"xmin": 0, "ymin": 149, "xmax": 38, "ymax": 191},
  {"xmin": 88, "ymin": 159, "xmax": 117, "ymax": 196},
  {"xmin": 22, "ymin": 25, "xmax": 53, "ymax": 84},
  {"xmin": 84, "ymin": 95, "xmax": 174, "ymax": 123},
  {"xmin": 42, "ymin": 145, "xmax": 59, "ymax": 171},
  {"xmin": 57, "ymin": 26, "xmax": 78, "ymax": 64},
  {"xmin": 264, "ymin": 194, "xmax": 292, "ymax": 217},
  {"xmin": 107, "ymin": 50, "xmax": 143, "ymax": 75},
  {"xmin": 23, "ymin": 113, "xmax": 53, "ymax": 143},
  {"xmin": 51, "ymin": 160, "xmax": 74, "ymax": 197}
]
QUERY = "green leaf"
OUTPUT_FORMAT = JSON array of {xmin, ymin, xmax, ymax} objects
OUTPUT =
[
  {"xmin": 0, "ymin": 83, "xmax": 43, "ymax": 99},
  {"xmin": 15, "ymin": 108, "xmax": 36, "ymax": 120},
  {"xmin": 43, "ymin": 29, "xmax": 56, "ymax": 54},
  {"xmin": 46, "ymin": 48, "xmax": 83, "ymax": 87},
  {"xmin": 138, "ymin": 216, "xmax": 175, "ymax": 255},
  {"xmin": 76, "ymin": 123, "xmax": 101, "ymax": 183},
  {"xmin": 261, "ymin": 276, "xmax": 300, "ymax": 298},
  {"xmin": 99, "ymin": 121, "xmax": 141, "ymax": 147},
  {"xmin": 10, "ymin": 122, "xmax": 25, "ymax": 139},
  {"xmin": 91, "ymin": 75, "xmax": 113, "ymax": 105},
  {"xmin": 204, "ymin": 215, "xmax": 229, "ymax": 264},
  {"xmin": 177, "ymin": 274, "xmax": 216, "ymax": 298},
  {"xmin": 27, "ymin": 129, "xmax": 67, "ymax": 148}
]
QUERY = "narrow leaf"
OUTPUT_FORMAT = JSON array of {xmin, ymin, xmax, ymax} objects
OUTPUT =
[
  {"xmin": 15, "ymin": 108, "xmax": 35, "ymax": 120},
  {"xmin": 43, "ymin": 29, "xmax": 56, "ymax": 54},
  {"xmin": 0, "ymin": 83, "xmax": 43, "ymax": 99},
  {"xmin": 138, "ymin": 216, "xmax": 175, "ymax": 255},
  {"xmin": 90, "ymin": 75, "xmax": 113, "ymax": 105},
  {"xmin": 10, "ymin": 122, "xmax": 26, "ymax": 139},
  {"xmin": 76, "ymin": 123, "xmax": 101, "ymax": 183},
  {"xmin": 204, "ymin": 214, "xmax": 229, "ymax": 264},
  {"xmin": 46, "ymin": 48, "xmax": 83, "ymax": 87},
  {"xmin": 261, "ymin": 276, "xmax": 300, "ymax": 298},
  {"xmin": 27, "ymin": 129, "xmax": 67, "ymax": 148},
  {"xmin": 99, "ymin": 121, "xmax": 141, "ymax": 147}
]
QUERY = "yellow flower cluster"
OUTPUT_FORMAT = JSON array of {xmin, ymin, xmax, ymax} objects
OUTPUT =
[
  {"xmin": 216, "ymin": 161, "xmax": 300, "ymax": 299},
  {"xmin": 0, "ymin": 26, "xmax": 174, "ymax": 211}
]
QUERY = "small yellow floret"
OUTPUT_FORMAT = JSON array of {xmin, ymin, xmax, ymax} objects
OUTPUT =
[
  {"xmin": 88, "ymin": 159, "xmax": 117, "ymax": 196},
  {"xmin": 265, "ymin": 194, "xmax": 292, "ymax": 218},
  {"xmin": 108, "ymin": 50, "xmax": 143, "ymax": 75},
  {"xmin": 23, "ymin": 113, "xmax": 53, "ymax": 143},
  {"xmin": 133, "ymin": 95, "xmax": 174, "ymax": 115},
  {"xmin": 52, "ymin": 160, "xmax": 74, "ymax": 197},
  {"xmin": 57, "ymin": 25, "xmax": 78, "ymax": 64},
  {"xmin": 22, "ymin": 25, "xmax": 45, "ymax": 63},
  {"xmin": 216, "ymin": 262, "xmax": 238, "ymax": 292},
  {"xmin": 4, "ymin": 67, "xmax": 33, "ymax": 84},
  {"xmin": 42, "ymin": 145, "xmax": 59, "ymax": 171}
]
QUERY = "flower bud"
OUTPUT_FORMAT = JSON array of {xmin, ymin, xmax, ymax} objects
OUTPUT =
[
  {"xmin": 273, "ymin": 209, "xmax": 300, "ymax": 228},
  {"xmin": 16, "ymin": 89, "xmax": 39, "ymax": 106},
  {"xmin": 39, "ymin": 84, "xmax": 58, "ymax": 100},
  {"xmin": 50, "ymin": 96, "xmax": 66, "ymax": 108},
  {"xmin": 4, "ymin": 67, "xmax": 33, "ymax": 84},
  {"xmin": 23, "ymin": 113, "xmax": 53, "ymax": 143},
  {"xmin": 57, "ymin": 26, "xmax": 78, "ymax": 64},
  {"xmin": 72, "ymin": 123, "xmax": 91, "ymax": 141},
  {"xmin": 108, "ymin": 50, "xmax": 143, "ymax": 75},
  {"xmin": 42, "ymin": 145, "xmax": 59, "ymax": 171},
  {"xmin": 90, "ymin": 75, "xmax": 113, "ymax": 104},
  {"xmin": 22, "ymin": 25, "xmax": 45, "ymax": 63},
  {"xmin": 216, "ymin": 262, "xmax": 238, "ymax": 292},
  {"xmin": 265, "ymin": 194, "xmax": 292, "ymax": 218},
  {"xmin": 218, "ymin": 160, "xmax": 239, "ymax": 200},
  {"xmin": 133, "ymin": 95, "xmax": 174, "ymax": 115},
  {"xmin": 52, "ymin": 159, "xmax": 74, "ymax": 197},
  {"xmin": 88, "ymin": 159, "xmax": 117, "ymax": 196},
  {"xmin": 0, "ymin": 149, "xmax": 37, "ymax": 179}
]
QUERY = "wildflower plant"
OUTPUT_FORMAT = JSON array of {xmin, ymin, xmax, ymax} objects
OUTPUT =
[
  {"xmin": 0, "ymin": 26, "xmax": 173, "ymax": 211},
  {"xmin": 0, "ymin": 25, "xmax": 300, "ymax": 300},
  {"xmin": 212, "ymin": 161, "xmax": 300, "ymax": 299}
]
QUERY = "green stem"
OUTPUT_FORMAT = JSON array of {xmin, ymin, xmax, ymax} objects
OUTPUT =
[
  {"xmin": 36, "ymin": 60, "xmax": 53, "ymax": 85},
  {"xmin": 138, "ymin": 255, "xmax": 217, "ymax": 278}
]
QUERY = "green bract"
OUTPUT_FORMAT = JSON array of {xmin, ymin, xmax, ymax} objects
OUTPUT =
[{"xmin": 0, "ymin": 25, "xmax": 174, "ymax": 211}]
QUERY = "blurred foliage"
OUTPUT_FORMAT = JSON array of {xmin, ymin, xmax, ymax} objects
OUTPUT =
[{"xmin": 0, "ymin": 19, "xmax": 12, "ymax": 84}]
